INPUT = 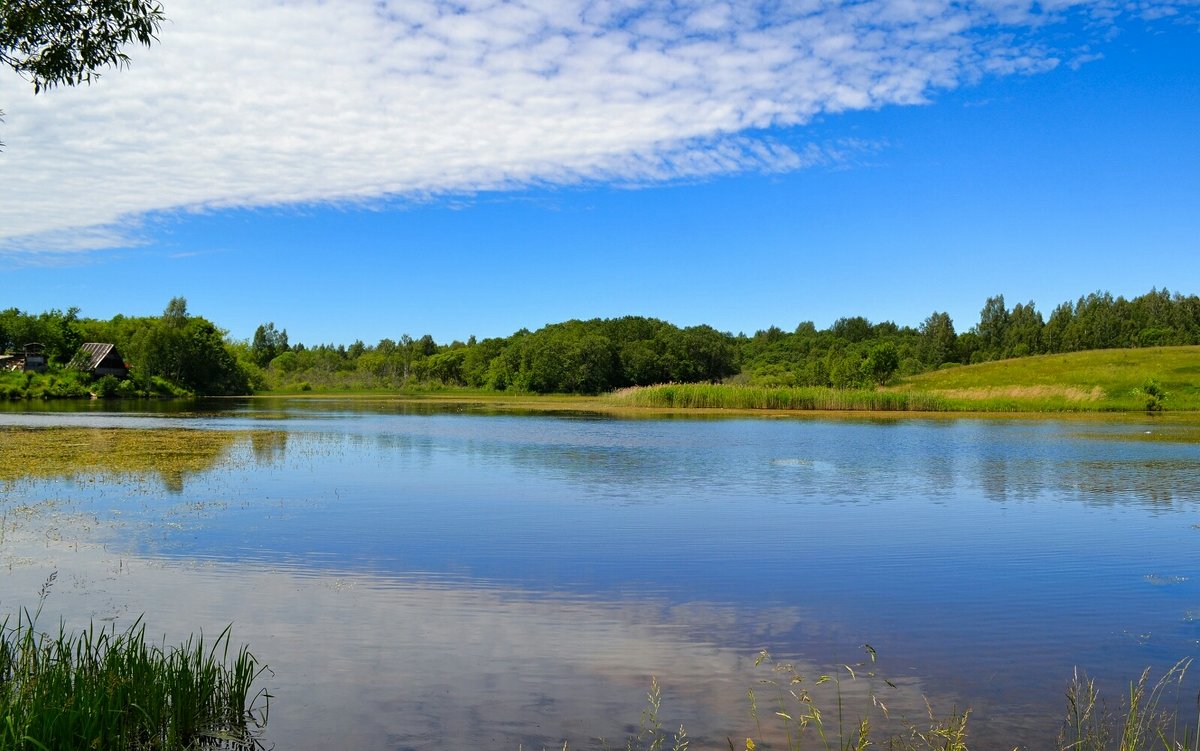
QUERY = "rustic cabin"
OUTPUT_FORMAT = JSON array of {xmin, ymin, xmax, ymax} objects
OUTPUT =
[
  {"xmin": 71, "ymin": 342, "xmax": 130, "ymax": 378},
  {"xmin": 2, "ymin": 343, "xmax": 49, "ymax": 373}
]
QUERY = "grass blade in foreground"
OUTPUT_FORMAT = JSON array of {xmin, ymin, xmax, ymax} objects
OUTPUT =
[{"xmin": 0, "ymin": 612, "xmax": 269, "ymax": 751}]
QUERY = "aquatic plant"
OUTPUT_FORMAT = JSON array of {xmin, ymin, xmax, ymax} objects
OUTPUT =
[
  {"xmin": 0, "ymin": 609, "xmax": 269, "ymax": 751},
  {"xmin": 1058, "ymin": 658, "xmax": 1197, "ymax": 751},
  {"xmin": 581, "ymin": 652, "xmax": 1199, "ymax": 751},
  {"xmin": 0, "ymin": 426, "xmax": 282, "ymax": 488}
]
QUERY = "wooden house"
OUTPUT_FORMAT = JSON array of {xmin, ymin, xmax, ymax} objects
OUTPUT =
[
  {"xmin": 1, "ymin": 343, "xmax": 48, "ymax": 373},
  {"xmin": 72, "ymin": 342, "xmax": 129, "ymax": 378}
]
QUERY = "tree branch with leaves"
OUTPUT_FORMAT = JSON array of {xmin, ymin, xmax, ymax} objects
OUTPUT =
[{"xmin": 1, "ymin": 0, "xmax": 164, "ymax": 92}]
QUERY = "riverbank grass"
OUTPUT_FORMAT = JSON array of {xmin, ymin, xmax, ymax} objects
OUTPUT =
[
  {"xmin": 609, "ymin": 346, "xmax": 1200, "ymax": 413},
  {"xmin": 892, "ymin": 346, "xmax": 1200, "ymax": 411},
  {"xmin": 607, "ymin": 384, "xmax": 949, "ymax": 411},
  {"xmin": 0, "ymin": 612, "xmax": 268, "ymax": 751},
  {"xmin": 0, "ymin": 368, "xmax": 188, "ymax": 401}
]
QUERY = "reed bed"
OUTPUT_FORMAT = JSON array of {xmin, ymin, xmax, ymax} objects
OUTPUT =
[
  {"xmin": 0, "ymin": 610, "xmax": 269, "ymax": 751},
  {"xmin": 608, "ymin": 382, "xmax": 1186, "ymax": 413},
  {"xmin": 608, "ymin": 384, "xmax": 951, "ymax": 412}
]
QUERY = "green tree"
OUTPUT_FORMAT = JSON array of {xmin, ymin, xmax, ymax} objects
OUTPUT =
[
  {"xmin": 1004, "ymin": 301, "xmax": 1044, "ymax": 357},
  {"xmin": 619, "ymin": 339, "xmax": 664, "ymax": 386},
  {"xmin": 1043, "ymin": 302, "xmax": 1073, "ymax": 353},
  {"xmin": 251, "ymin": 322, "xmax": 288, "ymax": 367},
  {"xmin": 461, "ymin": 337, "xmax": 506, "ymax": 388},
  {"xmin": 976, "ymin": 294, "xmax": 1009, "ymax": 360},
  {"xmin": 398, "ymin": 334, "xmax": 414, "ymax": 381},
  {"xmin": 827, "ymin": 349, "xmax": 864, "ymax": 389},
  {"xmin": 118, "ymin": 299, "xmax": 249, "ymax": 395},
  {"xmin": 1, "ymin": 0, "xmax": 164, "ymax": 92},
  {"xmin": 426, "ymin": 349, "xmax": 466, "ymax": 386},
  {"xmin": 918, "ymin": 311, "xmax": 957, "ymax": 368},
  {"xmin": 659, "ymin": 325, "xmax": 738, "ymax": 383},
  {"xmin": 0, "ymin": 305, "xmax": 81, "ymax": 360},
  {"xmin": 1065, "ymin": 292, "xmax": 1120, "ymax": 350},
  {"xmin": 861, "ymin": 341, "xmax": 900, "ymax": 385},
  {"xmin": 511, "ymin": 325, "xmax": 618, "ymax": 394},
  {"xmin": 162, "ymin": 296, "xmax": 188, "ymax": 327},
  {"xmin": 830, "ymin": 316, "xmax": 872, "ymax": 344},
  {"xmin": 416, "ymin": 334, "xmax": 437, "ymax": 358}
]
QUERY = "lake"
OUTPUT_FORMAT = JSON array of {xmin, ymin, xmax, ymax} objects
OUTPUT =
[{"xmin": 2, "ymin": 399, "xmax": 1199, "ymax": 749}]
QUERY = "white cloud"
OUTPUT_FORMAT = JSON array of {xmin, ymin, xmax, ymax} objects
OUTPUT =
[{"xmin": 0, "ymin": 0, "xmax": 1194, "ymax": 253}]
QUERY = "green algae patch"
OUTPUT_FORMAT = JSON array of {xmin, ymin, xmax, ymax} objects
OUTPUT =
[{"xmin": 0, "ymin": 427, "xmax": 280, "ymax": 486}]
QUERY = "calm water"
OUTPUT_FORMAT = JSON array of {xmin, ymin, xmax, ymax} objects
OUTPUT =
[{"xmin": 2, "ymin": 399, "xmax": 1200, "ymax": 749}]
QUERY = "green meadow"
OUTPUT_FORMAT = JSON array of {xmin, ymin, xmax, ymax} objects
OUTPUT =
[
  {"xmin": 891, "ymin": 345, "xmax": 1200, "ymax": 412},
  {"xmin": 609, "ymin": 346, "xmax": 1200, "ymax": 413}
]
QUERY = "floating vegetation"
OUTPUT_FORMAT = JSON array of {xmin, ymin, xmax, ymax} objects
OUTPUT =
[
  {"xmin": 1071, "ymin": 425, "xmax": 1200, "ymax": 445},
  {"xmin": 1144, "ymin": 574, "xmax": 1190, "ymax": 586},
  {"xmin": 0, "ymin": 427, "xmax": 284, "ymax": 489}
]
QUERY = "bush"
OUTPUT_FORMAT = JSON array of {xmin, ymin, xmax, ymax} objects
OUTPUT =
[
  {"xmin": 93, "ymin": 375, "xmax": 121, "ymax": 398},
  {"xmin": 1140, "ymin": 379, "xmax": 1167, "ymax": 411}
]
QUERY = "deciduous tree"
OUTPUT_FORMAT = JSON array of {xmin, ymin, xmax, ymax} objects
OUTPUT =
[
  {"xmin": 1, "ymin": 0, "xmax": 164, "ymax": 92},
  {"xmin": 919, "ymin": 311, "xmax": 957, "ymax": 368}
]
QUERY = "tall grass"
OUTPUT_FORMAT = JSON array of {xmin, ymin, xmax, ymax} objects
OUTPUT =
[
  {"xmin": 583, "ymin": 650, "xmax": 1199, "ymax": 751},
  {"xmin": 0, "ymin": 608, "xmax": 269, "ymax": 751},
  {"xmin": 1058, "ymin": 659, "xmax": 1199, "ymax": 751},
  {"xmin": 742, "ymin": 648, "xmax": 970, "ymax": 751},
  {"xmin": 608, "ymin": 384, "xmax": 950, "ymax": 412}
]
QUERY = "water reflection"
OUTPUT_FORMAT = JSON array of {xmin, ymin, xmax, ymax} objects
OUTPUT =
[
  {"xmin": 2, "ymin": 407, "xmax": 1200, "ymax": 749},
  {"xmin": 0, "ymin": 521, "xmax": 955, "ymax": 751},
  {"xmin": 5, "ymin": 399, "xmax": 1198, "ymax": 512},
  {"xmin": 248, "ymin": 430, "xmax": 289, "ymax": 465}
]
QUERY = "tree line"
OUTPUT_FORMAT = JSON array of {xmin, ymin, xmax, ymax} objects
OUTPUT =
[
  {"xmin": 245, "ymin": 317, "xmax": 738, "ymax": 395},
  {"xmin": 242, "ymin": 287, "xmax": 1200, "ymax": 394},
  {"xmin": 741, "ymin": 289, "xmax": 1200, "ymax": 389},
  {"xmin": 1, "ymin": 298, "xmax": 247, "ymax": 396},
  {"xmin": 3, "ymin": 288, "xmax": 1199, "ymax": 397}
]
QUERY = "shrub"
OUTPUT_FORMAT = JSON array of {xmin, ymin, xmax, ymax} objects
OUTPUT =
[
  {"xmin": 93, "ymin": 375, "xmax": 121, "ymax": 398},
  {"xmin": 1140, "ymin": 379, "xmax": 1167, "ymax": 412}
]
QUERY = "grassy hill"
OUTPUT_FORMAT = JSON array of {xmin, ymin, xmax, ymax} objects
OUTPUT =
[
  {"xmin": 606, "ymin": 346, "xmax": 1200, "ymax": 413},
  {"xmin": 889, "ymin": 345, "xmax": 1200, "ymax": 411}
]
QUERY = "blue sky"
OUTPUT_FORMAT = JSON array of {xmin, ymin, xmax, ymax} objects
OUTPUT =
[{"xmin": 1, "ymin": 0, "xmax": 1197, "ymax": 346}]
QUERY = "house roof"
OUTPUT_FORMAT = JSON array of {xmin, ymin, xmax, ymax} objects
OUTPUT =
[{"xmin": 74, "ymin": 342, "xmax": 120, "ymax": 371}]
